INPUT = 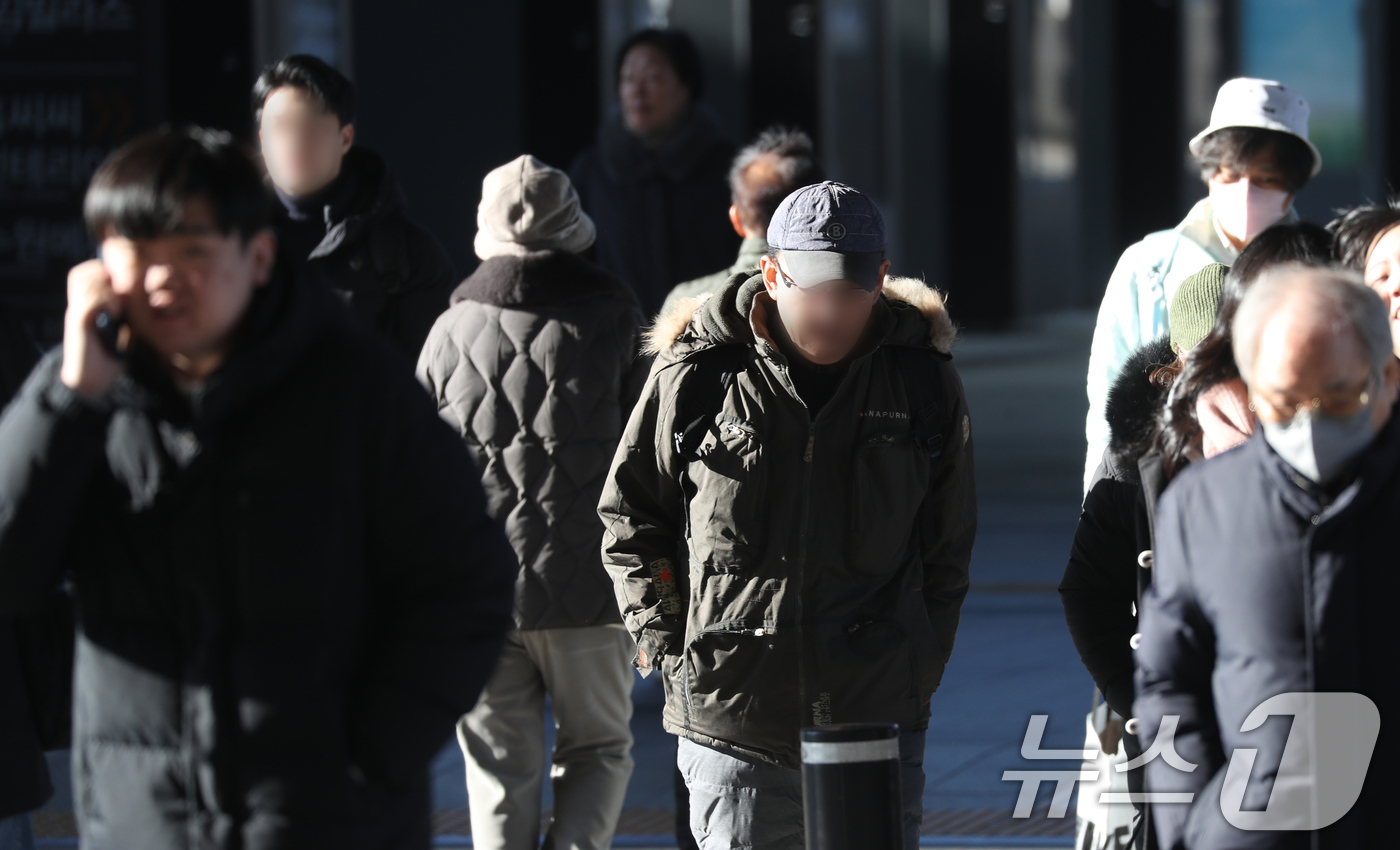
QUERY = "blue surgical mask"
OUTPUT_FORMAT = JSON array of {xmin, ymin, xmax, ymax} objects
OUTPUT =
[{"xmin": 1259, "ymin": 403, "xmax": 1377, "ymax": 486}]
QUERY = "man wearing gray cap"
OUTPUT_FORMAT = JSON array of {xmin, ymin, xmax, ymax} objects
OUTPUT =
[{"xmin": 598, "ymin": 181, "xmax": 977, "ymax": 849}]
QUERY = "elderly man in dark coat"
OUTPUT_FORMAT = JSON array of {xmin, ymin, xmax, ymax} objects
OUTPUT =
[{"xmin": 1134, "ymin": 265, "xmax": 1400, "ymax": 850}]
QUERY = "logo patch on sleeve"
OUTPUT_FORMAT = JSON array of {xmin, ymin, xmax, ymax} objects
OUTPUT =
[{"xmin": 648, "ymin": 558, "xmax": 682, "ymax": 615}]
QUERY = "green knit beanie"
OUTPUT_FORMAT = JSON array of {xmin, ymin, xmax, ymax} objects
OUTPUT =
[{"xmin": 1170, "ymin": 263, "xmax": 1229, "ymax": 353}]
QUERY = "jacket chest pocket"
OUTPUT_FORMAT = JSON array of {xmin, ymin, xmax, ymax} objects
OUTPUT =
[
  {"xmin": 685, "ymin": 413, "xmax": 768, "ymax": 571},
  {"xmin": 846, "ymin": 431, "xmax": 928, "ymax": 576}
]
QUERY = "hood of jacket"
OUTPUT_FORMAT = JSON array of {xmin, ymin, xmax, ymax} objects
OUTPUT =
[
  {"xmin": 1103, "ymin": 335, "xmax": 1176, "ymax": 479},
  {"xmin": 449, "ymin": 248, "xmax": 637, "ymax": 309},
  {"xmin": 597, "ymin": 104, "xmax": 730, "ymax": 184},
  {"xmin": 643, "ymin": 271, "xmax": 958, "ymax": 360}
]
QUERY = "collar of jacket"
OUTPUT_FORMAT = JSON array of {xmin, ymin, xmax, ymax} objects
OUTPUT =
[
  {"xmin": 117, "ymin": 253, "xmax": 341, "ymax": 430},
  {"xmin": 1245, "ymin": 396, "xmax": 1400, "ymax": 521},
  {"xmin": 302, "ymin": 146, "xmax": 407, "ymax": 261},
  {"xmin": 597, "ymin": 104, "xmax": 727, "ymax": 184},
  {"xmin": 448, "ymin": 249, "xmax": 638, "ymax": 309},
  {"xmin": 1103, "ymin": 335, "xmax": 1176, "ymax": 481},
  {"xmin": 731, "ymin": 235, "xmax": 768, "ymax": 273},
  {"xmin": 643, "ymin": 270, "xmax": 958, "ymax": 362}
]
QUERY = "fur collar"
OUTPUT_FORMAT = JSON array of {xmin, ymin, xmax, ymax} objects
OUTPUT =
[
  {"xmin": 1104, "ymin": 335, "xmax": 1176, "ymax": 474},
  {"xmin": 450, "ymin": 249, "xmax": 636, "ymax": 309},
  {"xmin": 643, "ymin": 273, "xmax": 958, "ymax": 357}
]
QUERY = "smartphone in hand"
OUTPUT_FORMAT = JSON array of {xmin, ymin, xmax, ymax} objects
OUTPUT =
[
  {"xmin": 93, "ymin": 309, "xmax": 128, "ymax": 362},
  {"xmin": 92, "ymin": 246, "xmax": 128, "ymax": 362}
]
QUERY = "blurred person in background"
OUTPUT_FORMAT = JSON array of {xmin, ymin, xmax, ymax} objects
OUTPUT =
[
  {"xmin": 254, "ymin": 54, "xmax": 455, "ymax": 360},
  {"xmin": 571, "ymin": 29, "xmax": 738, "ymax": 315},
  {"xmin": 659, "ymin": 125, "xmax": 822, "ymax": 315}
]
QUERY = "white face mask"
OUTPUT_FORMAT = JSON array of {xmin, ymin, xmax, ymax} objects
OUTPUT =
[{"xmin": 1210, "ymin": 179, "xmax": 1291, "ymax": 245}]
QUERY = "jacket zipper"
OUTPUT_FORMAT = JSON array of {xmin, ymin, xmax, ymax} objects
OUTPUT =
[{"xmin": 851, "ymin": 434, "xmax": 894, "ymax": 534}]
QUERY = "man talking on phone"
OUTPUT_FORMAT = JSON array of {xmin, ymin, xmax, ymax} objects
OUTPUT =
[{"xmin": 0, "ymin": 127, "xmax": 516, "ymax": 850}]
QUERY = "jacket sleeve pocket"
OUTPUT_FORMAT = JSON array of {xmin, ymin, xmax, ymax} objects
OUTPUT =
[{"xmin": 684, "ymin": 413, "xmax": 768, "ymax": 572}]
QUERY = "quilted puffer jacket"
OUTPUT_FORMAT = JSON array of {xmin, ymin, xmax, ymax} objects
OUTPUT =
[{"xmin": 418, "ymin": 249, "xmax": 647, "ymax": 630}]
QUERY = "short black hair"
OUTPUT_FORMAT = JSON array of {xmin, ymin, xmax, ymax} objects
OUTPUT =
[
  {"xmin": 1193, "ymin": 126, "xmax": 1315, "ymax": 194},
  {"xmin": 729, "ymin": 126, "xmax": 823, "ymax": 235},
  {"xmin": 84, "ymin": 126, "xmax": 273, "ymax": 244},
  {"xmin": 615, "ymin": 28, "xmax": 705, "ymax": 101},
  {"xmin": 1228, "ymin": 219, "xmax": 1334, "ymax": 291},
  {"xmin": 1328, "ymin": 200, "xmax": 1400, "ymax": 272},
  {"xmin": 252, "ymin": 54, "xmax": 355, "ymax": 127}
]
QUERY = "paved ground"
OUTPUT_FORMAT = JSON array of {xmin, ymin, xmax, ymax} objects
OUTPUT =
[{"xmin": 37, "ymin": 311, "xmax": 1102, "ymax": 848}]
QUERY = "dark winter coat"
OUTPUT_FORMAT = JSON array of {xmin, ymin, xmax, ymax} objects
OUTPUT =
[
  {"xmin": 0, "ymin": 304, "xmax": 54, "ymax": 818},
  {"xmin": 417, "ymin": 249, "xmax": 646, "ymax": 631},
  {"xmin": 1061, "ymin": 336, "xmax": 1174, "ymax": 720},
  {"xmin": 0, "ymin": 623, "xmax": 51, "ymax": 819},
  {"xmin": 569, "ymin": 107, "xmax": 739, "ymax": 315},
  {"xmin": 0, "ymin": 259, "xmax": 516, "ymax": 850},
  {"xmin": 1134, "ymin": 403, "xmax": 1400, "ymax": 849},
  {"xmin": 598, "ymin": 272, "xmax": 976, "ymax": 768},
  {"xmin": 272, "ymin": 146, "xmax": 456, "ymax": 361}
]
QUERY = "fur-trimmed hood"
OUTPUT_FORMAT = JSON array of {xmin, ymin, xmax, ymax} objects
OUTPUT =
[
  {"xmin": 1103, "ymin": 335, "xmax": 1176, "ymax": 475},
  {"xmin": 449, "ymin": 248, "xmax": 636, "ymax": 309},
  {"xmin": 643, "ymin": 271, "xmax": 958, "ymax": 358}
]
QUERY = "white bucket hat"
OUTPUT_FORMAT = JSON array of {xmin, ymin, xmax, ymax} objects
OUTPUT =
[
  {"xmin": 1188, "ymin": 78, "xmax": 1321, "ymax": 177},
  {"xmin": 473, "ymin": 155, "xmax": 597, "ymax": 260}
]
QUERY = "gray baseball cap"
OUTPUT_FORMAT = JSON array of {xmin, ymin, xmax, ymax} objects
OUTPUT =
[{"xmin": 767, "ymin": 181, "xmax": 887, "ymax": 291}]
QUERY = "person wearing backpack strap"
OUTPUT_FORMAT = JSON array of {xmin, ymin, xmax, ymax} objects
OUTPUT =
[
  {"xmin": 598, "ymin": 181, "xmax": 976, "ymax": 850},
  {"xmin": 254, "ymin": 55, "xmax": 455, "ymax": 363}
]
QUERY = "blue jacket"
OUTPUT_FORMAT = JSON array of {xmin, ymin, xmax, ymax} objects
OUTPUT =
[
  {"xmin": 1134, "ymin": 405, "xmax": 1400, "ymax": 849},
  {"xmin": 1084, "ymin": 199, "xmax": 1243, "ymax": 493}
]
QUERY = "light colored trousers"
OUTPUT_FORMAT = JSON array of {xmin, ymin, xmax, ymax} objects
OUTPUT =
[{"xmin": 458, "ymin": 625, "xmax": 635, "ymax": 850}]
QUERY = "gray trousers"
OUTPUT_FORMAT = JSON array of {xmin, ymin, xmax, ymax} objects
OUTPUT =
[
  {"xmin": 678, "ymin": 730, "xmax": 927, "ymax": 850},
  {"xmin": 458, "ymin": 625, "xmax": 635, "ymax": 850}
]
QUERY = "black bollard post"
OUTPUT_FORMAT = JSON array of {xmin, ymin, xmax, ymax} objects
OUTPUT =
[{"xmin": 800, "ymin": 723, "xmax": 903, "ymax": 850}]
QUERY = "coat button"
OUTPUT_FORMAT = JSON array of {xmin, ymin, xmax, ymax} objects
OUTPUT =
[
  {"xmin": 1130, "ymin": 633, "xmax": 1142, "ymax": 650},
  {"xmin": 1311, "ymin": 515, "xmax": 1321, "ymax": 525},
  {"xmin": 1125, "ymin": 718, "xmax": 1140, "ymax": 735},
  {"xmin": 1137, "ymin": 550, "xmax": 1153, "ymax": 569}
]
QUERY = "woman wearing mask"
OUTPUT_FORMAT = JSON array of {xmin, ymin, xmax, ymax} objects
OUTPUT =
[{"xmin": 1083, "ymin": 78, "xmax": 1320, "ymax": 493}]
